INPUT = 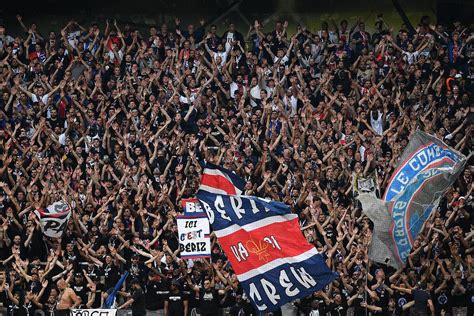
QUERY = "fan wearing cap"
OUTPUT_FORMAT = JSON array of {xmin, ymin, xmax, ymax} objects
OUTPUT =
[
  {"xmin": 164, "ymin": 279, "xmax": 188, "ymax": 316},
  {"xmin": 71, "ymin": 272, "xmax": 87, "ymax": 307},
  {"xmin": 118, "ymin": 278, "xmax": 146, "ymax": 316},
  {"xmin": 128, "ymin": 253, "xmax": 148, "ymax": 284}
]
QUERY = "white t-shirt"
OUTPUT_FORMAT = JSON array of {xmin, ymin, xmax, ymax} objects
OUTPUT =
[
  {"xmin": 370, "ymin": 111, "xmax": 384, "ymax": 135},
  {"xmin": 273, "ymin": 55, "xmax": 289, "ymax": 65},
  {"xmin": 289, "ymin": 95, "xmax": 298, "ymax": 117},
  {"xmin": 359, "ymin": 145, "xmax": 366, "ymax": 162},
  {"xmin": 179, "ymin": 95, "xmax": 196, "ymax": 104},
  {"xmin": 67, "ymin": 30, "xmax": 81, "ymax": 49},
  {"xmin": 403, "ymin": 51, "xmax": 420, "ymax": 65},
  {"xmin": 31, "ymin": 93, "xmax": 49, "ymax": 105},
  {"xmin": 213, "ymin": 51, "xmax": 228, "ymax": 67},
  {"xmin": 249, "ymin": 85, "xmax": 261, "ymax": 107},
  {"xmin": 229, "ymin": 81, "xmax": 247, "ymax": 99},
  {"xmin": 108, "ymin": 49, "xmax": 124, "ymax": 63}
]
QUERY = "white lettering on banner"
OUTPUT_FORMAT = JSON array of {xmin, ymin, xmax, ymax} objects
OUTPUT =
[
  {"xmin": 215, "ymin": 196, "xmax": 231, "ymax": 221},
  {"xmin": 230, "ymin": 196, "xmax": 245, "ymax": 219},
  {"xmin": 279, "ymin": 270, "xmax": 300, "ymax": 297},
  {"xmin": 396, "ymin": 172, "xmax": 410, "ymax": 186},
  {"xmin": 426, "ymin": 146, "xmax": 435, "ymax": 160},
  {"xmin": 230, "ymin": 242, "xmax": 249, "ymax": 262},
  {"xmin": 249, "ymin": 283, "xmax": 267, "ymax": 311},
  {"xmin": 201, "ymin": 201, "xmax": 215, "ymax": 224},
  {"xmin": 264, "ymin": 236, "xmax": 282, "ymax": 250},
  {"xmin": 249, "ymin": 199, "xmax": 260, "ymax": 214},
  {"xmin": 248, "ymin": 265, "xmax": 320, "ymax": 309},
  {"xmin": 291, "ymin": 267, "xmax": 317, "ymax": 289},
  {"xmin": 184, "ymin": 201, "xmax": 203, "ymax": 213},
  {"xmin": 416, "ymin": 151, "xmax": 428, "ymax": 166},
  {"xmin": 387, "ymin": 142, "xmax": 459, "ymax": 200},
  {"xmin": 389, "ymin": 186, "xmax": 404, "ymax": 197},
  {"xmin": 408, "ymin": 159, "xmax": 420, "ymax": 171},
  {"xmin": 394, "ymin": 201, "xmax": 407, "ymax": 209},
  {"xmin": 177, "ymin": 201, "xmax": 211, "ymax": 258},
  {"xmin": 209, "ymin": 196, "xmax": 282, "ymax": 223},
  {"xmin": 71, "ymin": 309, "xmax": 116, "ymax": 316},
  {"xmin": 261, "ymin": 278, "xmax": 280, "ymax": 304}
]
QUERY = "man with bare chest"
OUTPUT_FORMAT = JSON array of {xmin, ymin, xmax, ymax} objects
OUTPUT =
[{"xmin": 56, "ymin": 279, "xmax": 81, "ymax": 315}]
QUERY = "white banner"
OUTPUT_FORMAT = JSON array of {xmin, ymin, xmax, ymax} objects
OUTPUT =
[
  {"xmin": 34, "ymin": 200, "xmax": 71, "ymax": 238},
  {"xmin": 71, "ymin": 309, "xmax": 116, "ymax": 316},
  {"xmin": 177, "ymin": 199, "xmax": 211, "ymax": 259}
]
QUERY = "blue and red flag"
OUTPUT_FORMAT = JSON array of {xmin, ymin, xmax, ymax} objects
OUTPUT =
[
  {"xmin": 199, "ymin": 161, "xmax": 246, "ymax": 195},
  {"xmin": 196, "ymin": 190, "xmax": 338, "ymax": 313}
]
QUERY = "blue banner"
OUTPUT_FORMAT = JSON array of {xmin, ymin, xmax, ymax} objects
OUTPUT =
[
  {"xmin": 384, "ymin": 132, "xmax": 463, "ymax": 201},
  {"xmin": 360, "ymin": 130, "xmax": 467, "ymax": 268},
  {"xmin": 197, "ymin": 190, "xmax": 338, "ymax": 313}
]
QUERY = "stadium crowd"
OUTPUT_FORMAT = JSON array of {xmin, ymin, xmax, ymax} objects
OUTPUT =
[{"xmin": 0, "ymin": 12, "xmax": 472, "ymax": 316}]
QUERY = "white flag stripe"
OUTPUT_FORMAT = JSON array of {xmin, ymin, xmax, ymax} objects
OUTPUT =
[
  {"xmin": 198, "ymin": 185, "xmax": 230, "ymax": 195},
  {"xmin": 213, "ymin": 214, "xmax": 298, "ymax": 238},
  {"xmin": 236, "ymin": 247, "xmax": 320, "ymax": 282},
  {"xmin": 201, "ymin": 168, "xmax": 244, "ymax": 194}
]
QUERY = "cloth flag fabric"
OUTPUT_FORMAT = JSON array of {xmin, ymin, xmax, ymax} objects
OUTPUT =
[
  {"xmin": 34, "ymin": 200, "xmax": 71, "ymax": 238},
  {"xmin": 359, "ymin": 130, "xmax": 467, "ymax": 268},
  {"xmin": 199, "ymin": 161, "xmax": 246, "ymax": 195},
  {"xmin": 383, "ymin": 129, "xmax": 464, "ymax": 201},
  {"xmin": 104, "ymin": 271, "xmax": 129, "ymax": 308},
  {"xmin": 177, "ymin": 198, "xmax": 211, "ymax": 259},
  {"xmin": 352, "ymin": 171, "xmax": 377, "ymax": 197},
  {"xmin": 197, "ymin": 190, "xmax": 338, "ymax": 313}
]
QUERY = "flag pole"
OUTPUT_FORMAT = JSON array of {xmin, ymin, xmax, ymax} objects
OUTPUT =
[{"xmin": 365, "ymin": 260, "xmax": 368, "ymax": 316}]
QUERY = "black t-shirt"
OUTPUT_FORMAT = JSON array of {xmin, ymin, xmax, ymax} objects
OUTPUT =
[
  {"xmin": 229, "ymin": 303, "xmax": 246, "ymax": 316},
  {"xmin": 132, "ymin": 287, "xmax": 146, "ymax": 316},
  {"xmin": 326, "ymin": 301, "xmax": 348, "ymax": 316},
  {"xmin": 413, "ymin": 289, "xmax": 431, "ymax": 313},
  {"xmin": 378, "ymin": 306, "xmax": 400, "ymax": 316},
  {"xmin": 350, "ymin": 291, "xmax": 366, "ymax": 316},
  {"xmin": 7, "ymin": 302, "xmax": 19, "ymax": 316},
  {"xmin": 72, "ymin": 280, "xmax": 88, "ymax": 307},
  {"xmin": 42, "ymin": 301, "xmax": 58, "ymax": 316},
  {"xmin": 166, "ymin": 290, "xmax": 187, "ymax": 316},
  {"xmin": 450, "ymin": 278, "xmax": 468, "ymax": 307},
  {"xmin": 434, "ymin": 291, "xmax": 451, "ymax": 315},
  {"xmin": 394, "ymin": 292, "xmax": 412, "ymax": 316},
  {"xmin": 198, "ymin": 288, "xmax": 219, "ymax": 315},
  {"xmin": 103, "ymin": 264, "xmax": 121, "ymax": 289},
  {"xmin": 374, "ymin": 284, "xmax": 390, "ymax": 308},
  {"xmin": 7, "ymin": 299, "xmax": 34, "ymax": 316},
  {"xmin": 145, "ymin": 279, "xmax": 169, "ymax": 310}
]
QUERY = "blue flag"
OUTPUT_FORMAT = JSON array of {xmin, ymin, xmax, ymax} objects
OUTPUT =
[
  {"xmin": 359, "ymin": 130, "xmax": 467, "ymax": 268},
  {"xmin": 104, "ymin": 271, "xmax": 129, "ymax": 308},
  {"xmin": 197, "ymin": 191, "xmax": 338, "ymax": 313}
]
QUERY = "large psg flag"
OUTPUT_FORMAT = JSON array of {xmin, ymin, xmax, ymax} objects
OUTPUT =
[
  {"xmin": 359, "ymin": 130, "xmax": 467, "ymax": 268},
  {"xmin": 196, "ymin": 190, "xmax": 338, "ymax": 313},
  {"xmin": 198, "ymin": 161, "xmax": 246, "ymax": 195}
]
